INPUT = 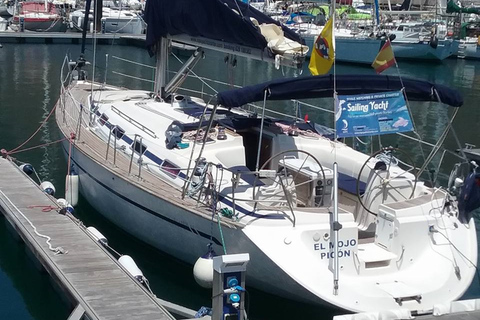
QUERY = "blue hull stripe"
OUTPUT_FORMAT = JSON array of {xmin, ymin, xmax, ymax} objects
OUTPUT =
[{"xmin": 65, "ymin": 145, "xmax": 222, "ymax": 246}]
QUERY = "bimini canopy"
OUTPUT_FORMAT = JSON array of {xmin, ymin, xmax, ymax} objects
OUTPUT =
[
  {"xmin": 144, "ymin": 0, "xmax": 303, "ymax": 55},
  {"xmin": 216, "ymin": 74, "xmax": 463, "ymax": 108}
]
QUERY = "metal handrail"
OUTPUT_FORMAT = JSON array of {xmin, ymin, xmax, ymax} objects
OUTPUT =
[
  {"xmin": 138, "ymin": 136, "xmax": 144, "ymax": 179},
  {"xmin": 106, "ymin": 128, "xmax": 112, "ymax": 161},
  {"xmin": 111, "ymin": 71, "xmax": 155, "ymax": 83},
  {"xmin": 111, "ymin": 106, "xmax": 157, "ymax": 138},
  {"xmin": 105, "ymin": 126, "xmax": 119, "ymax": 166}
]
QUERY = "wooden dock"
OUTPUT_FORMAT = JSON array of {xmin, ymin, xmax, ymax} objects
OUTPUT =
[
  {"xmin": 0, "ymin": 157, "xmax": 175, "ymax": 320},
  {"xmin": 0, "ymin": 32, "xmax": 196, "ymax": 52},
  {"xmin": 0, "ymin": 31, "xmax": 128, "ymax": 45}
]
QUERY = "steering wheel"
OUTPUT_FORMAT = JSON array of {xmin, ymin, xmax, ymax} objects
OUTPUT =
[
  {"xmin": 356, "ymin": 147, "xmax": 418, "ymax": 215},
  {"xmin": 257, "ymin": 149, "xmax": 326, "ymax": 207}
]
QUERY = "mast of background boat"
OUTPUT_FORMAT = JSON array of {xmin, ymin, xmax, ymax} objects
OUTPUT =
[
  {"xmin": 331, "ymin": 0, "xmax": 341, "ymax": 297},
  {"xmin": 68, "ymin": 0, "xmax": 92, "ymax": 82},
  {"xmin": 81, "ymin": 0, "xmax": 92, "ymax": 55},
  {"xmin": 373, "ymin": 0, "xmax": 380, "ymax": 34}
]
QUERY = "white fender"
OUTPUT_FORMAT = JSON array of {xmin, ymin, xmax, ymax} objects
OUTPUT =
[
  {"xmin": 40, "ymin": 181, "xmax": 56, "ymax": 196},
  {"xmin": 86, "ymin": 226, "xmax": 108, "ymax": 246},
  {"xmin": 65, "ymin": 174, "xmax": 79, "ymax": 207},
  {"xmin": 119, "ymin": 255, "xmax": 144, "ymax": 281},
  {"xmin": 193, "ymin": 256, "xmax": 214, "ymax": 288}
]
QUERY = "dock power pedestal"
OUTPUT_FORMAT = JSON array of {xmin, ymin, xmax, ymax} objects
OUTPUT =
[{"xmin": 212, "ymin": 253, "xmax": 250, "ymax": 320}]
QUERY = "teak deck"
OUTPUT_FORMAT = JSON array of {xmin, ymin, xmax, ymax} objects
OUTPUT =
[
  {"xmin": 0, "ymin": 157, "xmax": 174, "ymax": 320},
  {"xmin": 56, "ymin": 82, "xmax": 241, "ymax": 230}
]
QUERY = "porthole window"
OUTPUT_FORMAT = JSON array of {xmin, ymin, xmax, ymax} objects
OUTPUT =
[
  {"xmin": 132, "ymin": 139, "xmax": 147, "ymax": 155},
  {"xmin": 99, "ymin": 113, "xmax": 109, "ymax": 126},
  {"xmin": 112, "ymin": 126, "xmax": 125, "ymax": 140},
  {"xmin": 161, "ymin": 160, "xmax": 180, "ymax": 177}
]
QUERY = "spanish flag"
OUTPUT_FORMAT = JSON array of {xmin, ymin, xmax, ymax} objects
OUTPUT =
[
  {"xmin": 309, "ymin": 18, "xmax": 334, "ymax": 76},
  {"xmin": 372, "ymin": 40, "xmax": 396, "ymax": 74}
]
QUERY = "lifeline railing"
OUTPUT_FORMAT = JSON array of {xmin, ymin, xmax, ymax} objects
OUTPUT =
[
  {"xmin": 59, "ymin": 53, "xmax": 470, "ymax": 224},
  {"xmin": 183, "ymin": 162, "xmax": 298, "ymax": 226},
  {"xmin": 58, "ymin": 57, "xmax": 300, "ymax": 227},
  {"xmin": 64, "ymin": 51, "xmax": 469, "ymax": 163}
]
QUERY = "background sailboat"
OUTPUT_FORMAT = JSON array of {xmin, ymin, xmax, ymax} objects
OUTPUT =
[{"xmin": 11, "ymin": 0, "xmax": 68, "ymax": 32}]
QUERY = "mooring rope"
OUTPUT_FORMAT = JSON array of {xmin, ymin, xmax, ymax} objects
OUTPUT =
[
  {"xmin": 6, "ymin": 137, "xmax": 68, "ymax": 155},
  {"xmin": 216, "ymin": 214, "xmax": 227, "ymax": 255},
  {"xmin": 7, "ymin": 103, "xmax": 58, "ymax": 155}
]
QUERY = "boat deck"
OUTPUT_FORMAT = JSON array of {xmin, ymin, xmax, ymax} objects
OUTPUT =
[
  {"xmin": 56, "ymin": 81, "xmax": 242, "ymax": 230},
  {"xmin": 0, "ymin": 157, "xmax": 174, "ymax": 320},
  {"xmin": 460, "ymin": 147, "xmax": 480, "ymax": 162}
]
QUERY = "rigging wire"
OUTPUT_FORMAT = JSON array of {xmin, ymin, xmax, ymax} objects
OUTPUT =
[{"xmin": 233, "ymin": 0, "xmax": 244, "ymax": 18}]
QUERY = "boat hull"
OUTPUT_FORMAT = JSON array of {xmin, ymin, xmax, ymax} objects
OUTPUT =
[
  {"xmin": 102, "ymin": 17, "xmax": 145, "ymax": 34},
  {"xmin": 306, "ymin": 36, "xmax": 458, "ymax": 62},
  {"xmin": 391, "ymin": 39, "xmax": 458, "ymax": 61},
  {"xmin": 13, "ymin": 16, "xmax": 67, "ymax": 32},
  {"xmin": 61, "ymin": 139, "xmax": 331, "ymax": 307},
  {"xmin": 456, "ymin": 40, "xmax": 480, "ymax": 59},
  {"xmin": 55, "ymin": 80, "xmax": 477, "ymax": 313},
  {"xmin": 0, "ymin": 5, "xmax": 13, "ymax": 17},
  {"xmin": 304, "ymin": 35, "xmax": 383, "ymax": 64},
  {"xmin": 69, "ymin": 10, "xmax": 145, "ymax": 34},
  {"xmin": 24, "ymin": 19, "xmax": 67, "ymax": 32}
]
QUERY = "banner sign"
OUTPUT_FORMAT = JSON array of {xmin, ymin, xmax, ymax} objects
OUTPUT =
[{"xmin": 335, "ymin": 91, "xmax": 413, "ymax": 138}]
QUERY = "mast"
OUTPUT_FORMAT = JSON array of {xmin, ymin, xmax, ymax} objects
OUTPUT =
[
  {"xmin": 81, "ymin": 0, "xmax": 92, "ymax": 55},
  {"xmin": 154, "ymin": 37, "xmax": 169, "ymax": 99},
  {"xmin": 95, "ymin": 0, "xmax": 102, "ymax": 32}
]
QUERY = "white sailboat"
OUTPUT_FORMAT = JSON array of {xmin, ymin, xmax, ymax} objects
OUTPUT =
[
  {"xmin": 54, "ymin": 0, "xmax": 478, "ymax": 314},
  {"xmin": 69, "ymin": 6, "xmax": 145, "ymax": 34}
]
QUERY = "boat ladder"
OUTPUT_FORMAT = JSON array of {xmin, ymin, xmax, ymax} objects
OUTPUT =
[{"xmin": 457, "ymin": 43, "xmax": 466, "ymax": 59}]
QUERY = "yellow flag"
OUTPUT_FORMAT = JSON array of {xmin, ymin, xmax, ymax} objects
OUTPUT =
[
  {"xmin": 371, "ymin": 40, "xmax": 396, "ymax": 74},
  {"xmin": 309, "ymin": 18, "xmax": 334, "ymax": 76}
]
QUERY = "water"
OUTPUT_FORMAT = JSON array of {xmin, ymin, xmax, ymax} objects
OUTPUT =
[{"xmin": 1, "ymin": 43, "xmax": 480, "ymax": 320}]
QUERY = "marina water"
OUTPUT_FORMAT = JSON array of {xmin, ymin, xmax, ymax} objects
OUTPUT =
[{"xmin": 1, "ymin": 43, "xmax": 480, "ymax": 320}]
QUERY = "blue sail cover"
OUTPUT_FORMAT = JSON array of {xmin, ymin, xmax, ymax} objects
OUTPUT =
[
  {"xmin": 144, "ymin": 0, "xmax": 303, "ymax": 56},
  {"xmin": 216, "ymin": 74, "xmax": 463, "ymax": 108}
]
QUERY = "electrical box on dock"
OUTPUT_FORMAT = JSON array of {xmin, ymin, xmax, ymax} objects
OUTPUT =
[{"xmin": 212, "ymin": 254, "xmax": 250, "ymax": 320}]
